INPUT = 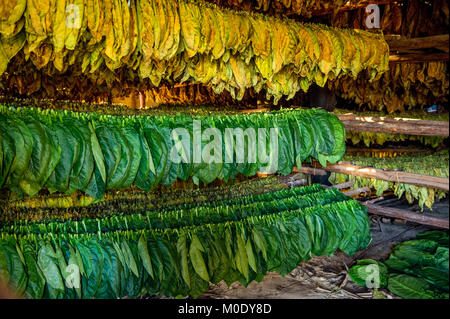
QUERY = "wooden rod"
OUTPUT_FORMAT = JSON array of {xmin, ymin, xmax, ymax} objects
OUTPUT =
[
  {"xmin": 332, "ymin": 181, "xmax": 355, "ymax": 190},
  {"xmin": 287, "ymin": 179, "xmax": 308, "ymax": 187},
  {"xmin": 337, "ymin": 114, "xmax": 449, "ymax": 136},
  {"xmin": 387, "ymin": 34, "xmax": 449, "ymax": 51},
  {"xmin": 337, "ymin": 114, "xmax": 449, "ymax": 126},
  {"xmin": 239, "ymin": 109, "xmax": 449, "ymax": 137},
  {"xmin": 297, "ymin": 167, "xmax": 328, "ymax": 176},
  {"xmin": 343, "ymin": 187, "xmax": 371, "ymax": 197},
  {"xmin": 364, "ymin": 196, "xmax": 384, "ymax": 204},
  {"xmin": 363, "ymin": 203, "xmax": 449, "ymax": 229},
  {"xmin": 314, "ymin": 161, "xmax": 449, "ymax": 191},
  {"xmin": 389, "ymin": 52, "xmax": 449, "ymax": 63},
  {"xmin": 288, "ymin": 163, "xmax": 448, "ymax": 192}
]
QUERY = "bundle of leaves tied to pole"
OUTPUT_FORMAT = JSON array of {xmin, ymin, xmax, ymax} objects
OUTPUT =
[
  {"xmin": 329, "ymin": 150, "xmax": 449, "ymax": 210},
  {"xmin": 0, "ymin": 0, "xmax": 389, "ymax": 102},
  {"xmin": 0, "ymin": 184, "xmax": 371, "ymax": 298},
  {"xmin": 0, "ymin": 104, "xmax": 346, "ymax": 199}
]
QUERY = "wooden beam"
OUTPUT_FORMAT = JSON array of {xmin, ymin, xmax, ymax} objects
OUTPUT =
[
  {"xmin": 240, "ymin": 109, "xmax": 449, "ymax": 135},
  {"xmin": 387, "ymin": 34, "xmax": 449, "ymax": 51},
  {"xmin": 287, "ymin": 179, "xmax": 308, "ymax": 188},
  {"xmin": 389, "ymin": 52, "xmax": 449, "ymax": 63},
  {"xmin": 364, "ymin": 197, "xmax": 384, "ymax": 204},
  {"xmin": 313, "ymin": 161, "xmax": 449, "ymax": 191},
  {"xmin": 337, "ymin": 114, "xmax": 449, "ymax": 126},
  {"xmin": 337, "ymin": 114, "xmax": 449, "ymax": 136},
  {"xmin": 297, "ymin": 167, "xmax": 328, "ymax": 176},
  {"xmin": 240, "ymin": 109, "xmax": 449, "ymax": 137},
  {"xmin": 343, "ymin": 187, "xmax": 371, "ymax": 197},
  {"xmin": 332, "ymin": 181, "xmax": 355, "ymax": 190},
  {"xmin": 276, "ymin": 162, "xmax": 448, "ymax": 192},
  {"xmin": 363, "ymin": 203, "xmax": 449, "ymax": 229}
]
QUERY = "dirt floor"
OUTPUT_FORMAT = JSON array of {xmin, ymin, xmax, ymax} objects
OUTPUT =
[{"xmin": 197, "ymin": 197, "xmax": 449, "ymax": 299}]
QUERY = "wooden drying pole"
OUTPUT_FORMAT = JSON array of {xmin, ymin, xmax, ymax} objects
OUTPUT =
[
  {"xmin": 387, "ymin": 34, "xmax": 449, "ymax": 63},
  {"xmin": 300, "ymin": 161, "xmax": 449, "ymax": 191},
  {"xmin": 389, "ymin": 52, "xmax": 449, "ymax": 63},
  {"xmin": 362, "ymin": 203, "xmax": 449, "ymax": 229},
  {"xmin": 386, "ymin": 34, "xmax": 449, "ymax": 52},
  {"xmin": 337, "ymin": 114, "xmax": 449, "ymax": 137},
  {"xmin": 342, "ymin": 187, "xmax": 371, "ymax": 197},
  {"xmin": 238, "ymin": 108, "xmax": 449, "ymax": 137}
]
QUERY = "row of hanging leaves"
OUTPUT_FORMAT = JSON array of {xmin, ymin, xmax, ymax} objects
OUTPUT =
[
  {"xmin": 329, "ymin": 150, "xmax": 449, "ymax": 211},
  {"xmin": 0, "ymin": 0, "xmax": 388, "ymax": 103},
  {"xmin": 0, "ymin": 183, "xmax": 371, "ymax": 298},
  {"xmin": 0, "ymin": 104, "xmax": 346, "ymax": 199}
]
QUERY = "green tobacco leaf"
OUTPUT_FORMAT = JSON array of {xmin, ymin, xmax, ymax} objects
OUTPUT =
[
  {"xmin": 3, "ymin": 116, "xmax": 33, "ymax": 193},
  {"xmin": 37, "ymin": 243, "xmax": 65, "ymax": 292},
  {"xmin": 235, "ymin": 231, "xmax": 249, "ymax": 281},
  {"xmin": 388, "ymin": 274, "xmax": 438, "ymax": 299},
  {"xmin": 245, "ymin": 239, "xmax": 257, "ymax": 273},
  {"xmin": 416, "ymin": 231, "xmax": 449, "ymax": 247},
  {"xmin": 190, "ymin": 235, "xmax": 209, "ymax": 282},
  {"xmin": 19, "ymin": 116, "xmax": 61, "ymax": 196},
  {"xmin": 23, "ymin": 243, "xmax": 45, "ymax": 299},
  {"xmin": 96, "ymin": 122, "xmax": 122, "ymax": 189},
  {"xmin": 45, "ymin": 122, "xmax": 78, "ymax": 193},
  {"xmin": 121, "ymin": 241, "xmax": 139, "ymax": 278},
  {"xmin": 0, "ymin": 124, "xmax": 15, "ymax": 188},
  {"xmin": 138, "ymin": 235, "xmax": 154, "ymax": 279},
  {"xmin": 89, "ymin": 121, "xmax": 107, "ymax": 184},
  {"xmin": 177, "ymin": 234, "xmax": 190, "ymax": 288},
  {"xmin": 85, "ymin": 165, "xmax": 106, "ymax": 199},
  {"xmin": 68, "ymin": 122, "xmax": 94, "ymax": 192},
  {"xmin": 252, "ymin": 228, "xmax": 267, "ymax": 261},
  {"xmin": 419, "ymin": 266, "xmax": 449, "ymax": 290}
]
